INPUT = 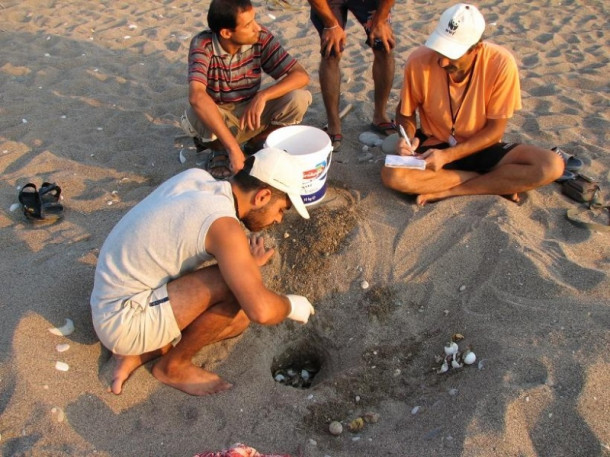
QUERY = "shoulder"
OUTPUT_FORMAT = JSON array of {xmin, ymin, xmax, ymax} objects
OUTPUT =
[
  {"xmin": 258, "ymin": 26, "xmax": 279, "ymax": 47},
  {"xmin": 406, "ymin": 46, "xmax": 436, "ymax": 67},
  {"xmin": 481, "ymin": 42, "xmax": 518, "ymax": 69},
  {"xmin": 190, "ymin": 30, "xmax": 214, "ymax": 51}
]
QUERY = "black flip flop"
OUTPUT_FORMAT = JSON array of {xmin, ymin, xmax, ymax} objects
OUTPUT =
[
  {"xmin": 18, "ymin": 182, "xmax": 64, "ymax": 223},
  {"xmin": 39, "ymin": 182, "xmax": 62, "ymax": 204}
]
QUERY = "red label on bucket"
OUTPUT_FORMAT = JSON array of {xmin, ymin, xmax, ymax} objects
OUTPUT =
[{"xmin": 303, "ymin": 163, "xmax": 326, "ymax": 179}]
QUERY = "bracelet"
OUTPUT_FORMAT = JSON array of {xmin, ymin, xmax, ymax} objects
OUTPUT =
[{"xmin": 324, "ymin": 25, "xmax": 339, "ymax": 30}]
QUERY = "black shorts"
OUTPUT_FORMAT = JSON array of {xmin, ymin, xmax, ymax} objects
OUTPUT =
[
  {"xmin": 310, "ymin": 0, "xmax": 391, "ymax": 51},
  {"xmin": 414, "ymin": 131, "xmax": 519, "ymax": 173}
]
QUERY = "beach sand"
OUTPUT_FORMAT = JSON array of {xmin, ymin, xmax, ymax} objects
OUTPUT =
[{"xmin": 0, "ymin": 0, "xmax": 609, "ymax": 456}]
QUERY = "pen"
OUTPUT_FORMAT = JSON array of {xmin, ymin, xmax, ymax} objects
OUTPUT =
[{"xmin": 398, "ymin": 124, "xmax": 412, "ymax": 148}]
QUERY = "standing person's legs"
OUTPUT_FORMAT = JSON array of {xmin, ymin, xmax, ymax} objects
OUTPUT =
[
  {"xmin": 310, "ymin": 0, "xmax": 347, "ymax": 144},
  {"xmin": 371, "ymin": 47, "xmax": 395, "ymax": 127},
  {"xmin": 319, "ymin": 55, "xmax": 342, "ymax": 136},
  {"xmin": 107, "ymin": 265, "xmax": 249, "ymax": 396}
]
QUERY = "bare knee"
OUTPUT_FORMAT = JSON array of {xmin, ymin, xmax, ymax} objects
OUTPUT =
[
  {"xmin": 543, "ymin": 150, "xmax": 566, "ymax": 182},
  {"xmin": 381, "ymin": 167, "xmax": 417, "ymax": 194}
]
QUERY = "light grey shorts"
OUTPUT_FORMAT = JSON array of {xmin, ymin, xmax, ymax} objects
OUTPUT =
[{"xmin": 92, "ymin": 284, "xmax": 181, "ymax": 356}]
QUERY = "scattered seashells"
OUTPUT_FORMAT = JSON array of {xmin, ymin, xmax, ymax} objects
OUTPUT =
[
  {"xmin": 463, "ymin": 350, "xmax": 476, "ymax": 365},
  {"xmin": 328, "ymin": 421, "xmax": 343, "ymax": 436},
  {"xmin": 444, "ymin": 342, "xmax": 458, "ymax": 356},
  {"xmin": 437, "ymin": 335, "xmax": 479, "ymax": 374},
  {"xmin": 49, "ymin": 318, "xmax": 75, "ymax": 336},
  {"xmin": 56, "ymin": 343, "xmax": 70, "ymax": 353},
  {"xmin": 363, "ymin": 412, "xmax": 380, "ymax": 423},
  {"xmin": 55, "ymin": 361, "xmax": 69, "ymax": 371},
  {"xmin": 348, "ymin": 417, "xmax": 365, "ymax": 432},
  {"xmin": 51, "ymin": 406, "xmax": 65, "ymax": 422}
]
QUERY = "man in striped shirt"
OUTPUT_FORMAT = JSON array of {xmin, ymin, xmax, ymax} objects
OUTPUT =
[{"xmin": 181, "ymin": 0, "xmax": 312, "ymax": 179}]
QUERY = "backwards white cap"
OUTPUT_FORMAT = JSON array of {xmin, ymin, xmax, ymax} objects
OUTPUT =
[{"xmin": 248, "ymin": 147, "xmax": 309, "ymax": 219}]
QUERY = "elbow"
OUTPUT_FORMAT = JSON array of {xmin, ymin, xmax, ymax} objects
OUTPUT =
[{"xmin": 243, "ymin": 305, "xmax": 281, "ymax": 326}]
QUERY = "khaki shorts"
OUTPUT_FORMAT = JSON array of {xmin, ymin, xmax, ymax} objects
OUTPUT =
[
  {"xmin": 181, "ymin": 89, "xmax": 312, "ymax": 144},
  {"xmin": 93, "ymin": 284, "xmax": 181, "ymax": 356}
]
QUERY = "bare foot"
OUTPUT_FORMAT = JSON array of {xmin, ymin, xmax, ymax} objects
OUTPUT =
[
  {"xmin": 100, "ymin": 347, "xmax": 168, "ymax": 395},
  {"xmin": 152, "ymin": 359, "xmax": 232, "ymax": 396},
  {"xmin": 502, "ymin": 193, "xmax": 521, "ymax": 203},
  {"xmin": 416, "ymin": 193, "xmax": 444, "ymax": 206}
]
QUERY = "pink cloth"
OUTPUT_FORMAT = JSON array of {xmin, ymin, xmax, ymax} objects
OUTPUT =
[{"xmin": 194, "ymin": 443, "xmax": 291, "ymax": 457}]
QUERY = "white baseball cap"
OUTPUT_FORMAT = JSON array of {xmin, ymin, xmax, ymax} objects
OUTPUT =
[
  {"xmin": 249, "ymin": 147, "xmax": 310, "ymax": 219},
  {"xmin": 425, "ymin": 3, "xmax": 486, "ymax": 60}
]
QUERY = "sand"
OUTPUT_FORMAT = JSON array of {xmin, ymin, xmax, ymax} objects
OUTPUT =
[{"xmin": 0, "ymin": 0, "xmax": 609, "ymax": 456}]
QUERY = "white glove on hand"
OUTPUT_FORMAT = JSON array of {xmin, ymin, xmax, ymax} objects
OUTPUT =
[{"xmin": 286, "ymin": 295, "xmax": 315, "ymax": 324}]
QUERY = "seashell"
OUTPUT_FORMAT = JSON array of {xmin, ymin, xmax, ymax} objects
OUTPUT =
[
  {"xmin": 358, "ymin": 132, "xmax": 381, "ymax": 146},
  {"xmin": 451, "ymin": 359, "xmax": 463, "ymax": 369},
  {"xmin": 459, "ymin": 285, "xmax": 466, "ymax": 292},
  {"xmin": 55, "ymin": 361, "xmax": 69, "ymax": 371},
  {"xmin": 301, "ymin": 370, "xmax": 310, "ymax": 380},
  {"xmin": 179, "ymin": 149, "xmax": 186, "ymax": 164},
  {"xmin": 267, "ymin": 13, "xmax": 276, "ymax": 20},
  {"xmin": 56, "ymin": 343, "xmax": 70, "ymax": 353},
  {"xmin": 358, "ymin": 152, "xmax": 373, "ymax": 163},
  {"xmin": 274, "ymin": 374, "xmax": 286, "ymax": 382},
  {"xmin": 448, "ymin": 388, "xmax": 459, "ymax": 396},
  {"xmin": 411, "ymin": 406, "xmax": 420, "ymax": 415},
  {"xmin": 328, "ymin": 421, "xmax": 343, "ymax": 436},
  {"xmin": 51, "ymin": 406, "xmax": 65, "ymax": 422},
  {"xmin": 437, "ymin": 361, "xmax": 449, "ymax": 374},
  {"xmin": 338, "ymin": 103, "xmax": 353, "ymax": 120},
  {"xmin": 452, "ymin": 333, "xmax": 465, "ymax": 342},
  {"xmin": 363, "ymin": 412, "xmax": 380, "ymax": 423},
  {"xmin": 10, "ymin": 203, "xmax": 20, "ymax": 212},
  {"xmin": 444, "ymin": 342, "xmax": 458, "ymax": 356},
  {"xmin": 463, "ymin": 350, "xmax": 476, "ymax": 365},
  {"xmin": 360, "ymin": 280, "xmax": 369, "ymax": 290},
  {"xmin": 348, "ymin": 417, "xmax": 365, "ymax": 432},
  {"xmin": 49, "ymin": 319, "xmax": 75, "ymax": 336}
]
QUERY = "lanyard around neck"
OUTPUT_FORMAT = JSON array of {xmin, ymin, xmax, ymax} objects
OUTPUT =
[{"xmin": 447, "ymin": 54, "xmax": 478, "ymax": 137}]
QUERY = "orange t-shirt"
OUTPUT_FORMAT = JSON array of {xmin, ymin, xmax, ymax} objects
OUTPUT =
[{"xmin": 400, "ymin": 42, "xmax": 522, "ymax": 144}]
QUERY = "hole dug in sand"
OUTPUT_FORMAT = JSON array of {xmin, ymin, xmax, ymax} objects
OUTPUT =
[{"xmin": 271, "ymin": 340, "xmax": 325, "ymax": 389}]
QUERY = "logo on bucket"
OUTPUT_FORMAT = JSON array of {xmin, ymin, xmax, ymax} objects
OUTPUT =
[{"xmin": 303, "ymin": 161, "xmax": 327, "ymax": 180}]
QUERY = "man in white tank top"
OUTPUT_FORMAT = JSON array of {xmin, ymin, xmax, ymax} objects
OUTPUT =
[{"xmin": 91, "ymin": 148, "xmax": 314, "ymax": 396}]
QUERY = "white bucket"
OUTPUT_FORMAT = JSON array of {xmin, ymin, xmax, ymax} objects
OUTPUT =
[{"xmin": 264, "ymin": 125, "xmax": 332, "ymax": 205}]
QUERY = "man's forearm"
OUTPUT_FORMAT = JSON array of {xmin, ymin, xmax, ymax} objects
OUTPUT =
[{"xmin": 441, "ymin": 117, "xmax": 507, "ymax": 162}]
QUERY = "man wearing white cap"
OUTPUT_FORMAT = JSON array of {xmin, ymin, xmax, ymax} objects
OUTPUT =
[
  {"xmin": 381, "ymin": 3, "xmax": 564, "ymax": 205},
  {"xmin": 91, "ymin": 148, "xmax": 314, "ymax": 396}
]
